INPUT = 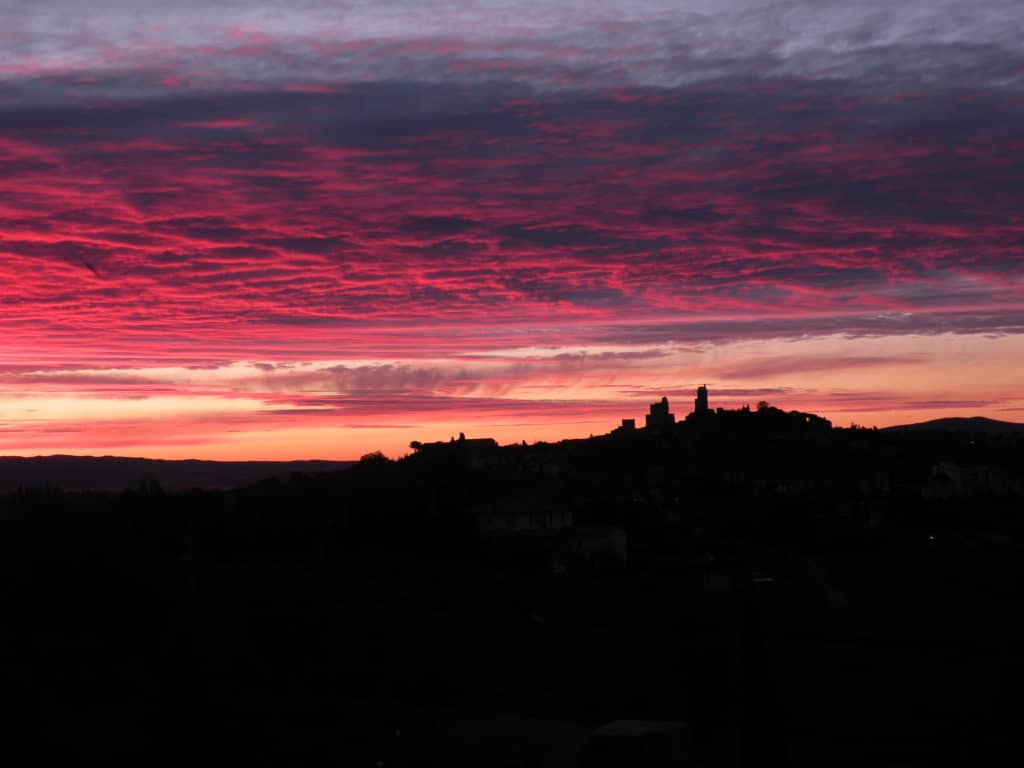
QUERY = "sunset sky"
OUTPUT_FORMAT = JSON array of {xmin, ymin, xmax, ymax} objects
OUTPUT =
[{"xmin": 2, "ymin": 0, "xmax": 1023, "ymax": 460}]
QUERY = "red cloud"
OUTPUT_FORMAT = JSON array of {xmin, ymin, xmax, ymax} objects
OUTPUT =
[{"xmin": 1, "ymin": 76, "xmax": 1022, "ymax": 456}]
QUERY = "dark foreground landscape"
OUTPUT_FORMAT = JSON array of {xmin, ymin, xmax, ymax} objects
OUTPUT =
[{"xmin": 2, "ymin": 399, "xmax": 1022, "ymax": 766}]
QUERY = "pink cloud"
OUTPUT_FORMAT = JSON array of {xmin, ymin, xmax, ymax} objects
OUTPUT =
[{"xmin": 1, "ymin": 49, "xmax": 1022, "ymax": 457}]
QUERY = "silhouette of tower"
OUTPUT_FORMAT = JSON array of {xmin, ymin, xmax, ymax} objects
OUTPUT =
[
  {"xmin": 645, "ymin": 396, "xmax": 675, "ymax": 431},
  {"xmin": 695, "ymin": 385, "xmax": 709, "ymax": 415}
]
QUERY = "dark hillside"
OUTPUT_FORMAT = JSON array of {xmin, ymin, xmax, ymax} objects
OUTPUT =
[
  {"xmin": 0, "ymin": 455, "xmax": 354, "ymax": 492},
  {"xmin": 883, "ymin": 416, "xmax": 1024, "ymax": 436},
  {"xmin": 1, "ymin": 410, "xmax": 1022, "ymax": 765}
]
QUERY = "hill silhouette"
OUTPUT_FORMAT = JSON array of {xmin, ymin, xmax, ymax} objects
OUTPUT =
[
  {"xmin": 0, "ymin": 455, "xmax": 354, "ymax": 492},
  {"xmin": 883, "ymin": 416, "xmax": 1024, "ymax": 436},
  {"xmin": 1, "ymin": 397, "xmax": 1022, "ymax": 765}
]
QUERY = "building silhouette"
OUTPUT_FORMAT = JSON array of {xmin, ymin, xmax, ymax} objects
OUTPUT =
[
  {"xmin": 645, "ymin": 397, "xmax": 675, "ymax": 432},
  {"xmin": 694, "ymin": 385, "xmax": 709, "ymax": 415}
]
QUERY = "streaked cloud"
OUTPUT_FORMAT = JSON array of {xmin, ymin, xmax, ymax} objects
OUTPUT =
[{"xmin": 1, "ymin": 1, "xmax": 1022, "ymax": 457}]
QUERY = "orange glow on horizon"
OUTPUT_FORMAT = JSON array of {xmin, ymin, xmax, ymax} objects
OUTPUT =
[{"xmin": 3, "ymin": 333, "xmax": 1021, "ymax": 461}]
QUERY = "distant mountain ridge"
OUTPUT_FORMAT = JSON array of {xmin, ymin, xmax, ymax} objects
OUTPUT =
[
  {"xmin": 0, "ymin": 455, "xmax": 354, "ymax": 493},
  {"xmin": 882, "ymin": 416, "xmax": 1024, "ymax": 436}
]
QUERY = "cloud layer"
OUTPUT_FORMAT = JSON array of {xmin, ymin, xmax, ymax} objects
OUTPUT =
[{"xmin": 1, "ymin": 1, "xmax": 1022, "ymax": 457}]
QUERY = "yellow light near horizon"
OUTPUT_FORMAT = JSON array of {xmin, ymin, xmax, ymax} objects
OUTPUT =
[
  {"xmin": 1, "ymin": 331, "xmax": 1022, "ymax": 460},
  {"xmin": 0, "ymin": 394, "xmax": 265, "ymax": 422}
]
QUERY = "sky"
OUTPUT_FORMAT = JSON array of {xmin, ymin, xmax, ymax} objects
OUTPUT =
[{"xmin": 1, "ymin": 0, "xmax": 1023, "ymax": 460}]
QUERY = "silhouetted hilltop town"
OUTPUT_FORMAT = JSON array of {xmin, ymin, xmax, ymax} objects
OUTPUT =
[
  {"xmin": 2, "ymin": 388, "xmax": 1023, "ymax": 765},
  {"xmin": 606, "ymin": 387, "xmax": 832, "ymax": 438}
]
